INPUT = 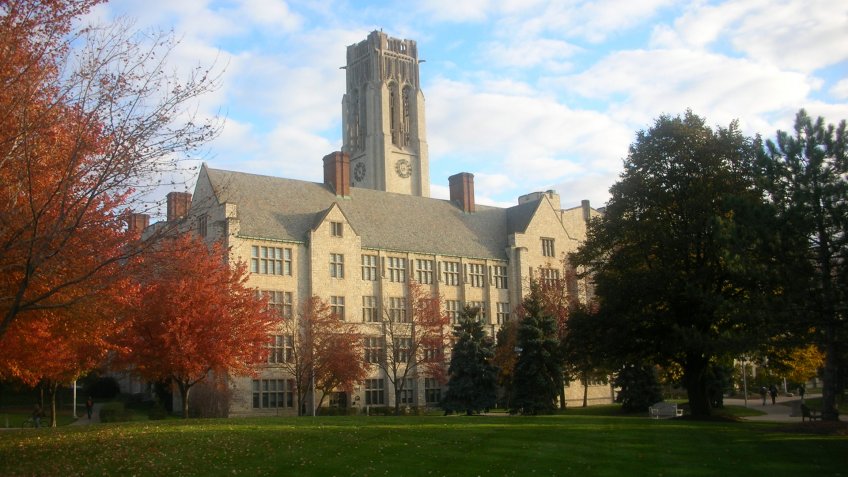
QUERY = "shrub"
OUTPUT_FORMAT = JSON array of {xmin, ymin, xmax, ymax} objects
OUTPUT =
[{"xmin": 614, "ymin": 364, "xmax": 662, "ymax": 412}]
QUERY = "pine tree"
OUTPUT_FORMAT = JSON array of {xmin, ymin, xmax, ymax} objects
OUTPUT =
[
  {"xmin": 510, "ymin": 284, "xmax": 563, "ymax": 415},
  {"xmin": 442, "ymin": 307, "xmax": 498, "ymax": 415}
]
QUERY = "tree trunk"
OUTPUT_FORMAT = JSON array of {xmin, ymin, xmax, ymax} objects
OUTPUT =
[
  {"xmin": 49, "ymin": 382, "xmax": 58, "ymax": 428},
  {"xmin": 560, "ymin": 384, "xmax": 567, "ymax": 410},
  {"xmin": 582, "ymin": 377, "xmax": 589, "ymax": 408},
  {"xmin": 178, "ymin": 381, "xmax": 191, "ymax": 418},
  {"xmin": 821, "ymin": 322, "xmax": 840, "ymax": 421},
  {"xmin": 685, "ymin": 357, "xmax": 712, "ymax": 417}
]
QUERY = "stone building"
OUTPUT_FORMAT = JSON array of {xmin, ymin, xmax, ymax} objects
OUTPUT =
[{"xmin": 138, "ymin": 31, "xmax": 611, "ymax": 415}]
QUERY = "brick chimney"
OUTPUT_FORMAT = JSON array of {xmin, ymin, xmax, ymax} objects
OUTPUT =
[
  {"xmin": 449, "ymin": 172, "xmax": 475, "ymax": 213},
  {"xmin": 127, "ymin": 213, "xmax": 150, "ymax": 233},
  {"xmin": 323, "ymin": 151, "xmax": 350, "ymax": 197},
  {"xmin": 166, "ymin": 192, "xmax": 192, "ymax": 222}
]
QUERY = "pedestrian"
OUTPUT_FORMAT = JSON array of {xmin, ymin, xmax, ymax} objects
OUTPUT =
[
  {"xmin": 798, "ymin": 384, "xmax": 806, "ymax": 403},
  {"xmin": 769, "ymin": 384, "xmax": 778, "ymax": 405},
  {"xmin": 32, "ymin": 404, "xmax": 43, "ymax": 428},
  {"xmin": 85, "ymin": 396, "xmax": 94, "ymax": 420},
  {"xmin": 759, "ymin": 386, "xmax": 767, "ymax": 405}
]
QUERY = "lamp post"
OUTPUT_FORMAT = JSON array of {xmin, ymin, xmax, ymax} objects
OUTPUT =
[
  {"xmin": 72, "ymin": 379, "xmax": 78, "ymax": 418},
  {"xmin": 740, "ymin": 357, "xmax": 748, "ymax": 408}
]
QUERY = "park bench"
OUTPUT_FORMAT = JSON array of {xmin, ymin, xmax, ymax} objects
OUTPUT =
[
  {"xmin": 801, "ymin": 404, "xmax": 821, "ymax": 422},
  {"xmin": 649, "ymin": 402, "xmax": 683, "ymax": 419}
]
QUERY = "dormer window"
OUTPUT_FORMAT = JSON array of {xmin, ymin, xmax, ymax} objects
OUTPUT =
[{"xmin": 331, "ymin": 221, "xmax": 343, "ymax": 237}]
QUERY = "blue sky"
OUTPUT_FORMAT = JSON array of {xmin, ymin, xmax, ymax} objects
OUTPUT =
[{"xmin": 88, "ymin": 0, "xmax": 848, "ymax": 210}]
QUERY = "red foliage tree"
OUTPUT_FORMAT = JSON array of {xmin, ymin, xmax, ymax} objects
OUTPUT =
[
  {"xmin": 117, "ymin": 234, "xmax": 277, "ymax": 417},
  {"xmin": 280, "ymin": 296, "xmax": 367, "ymax": 415}
]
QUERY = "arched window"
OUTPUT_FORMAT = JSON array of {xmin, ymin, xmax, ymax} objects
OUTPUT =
[
  {"xmin": 389, "ymin": 82, "xmax": 399, "ymax": 146},
  {"xmin": 402, "ymin": 86, "xmax": 412, "ymax": 147}
]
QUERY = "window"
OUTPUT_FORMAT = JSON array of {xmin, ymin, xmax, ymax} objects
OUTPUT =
[
  {"xmin": 365, "ymin": 378, "xmax": 385, "ymax": 405},
  {"xmin": 362, "ymin": 296, "xmax": 378, "ymax": 322},
  {"xmin": 442, "ymin": 261, "xmax": 460, "ymax": 286},
  {"xmin": 251, "ymin": 246, "xmax": 292, "ymax": 275},
  {"xmin": 330, "ymin": 253, "xmax": 345, "ymax": 278},
  {"xmin": 364, "ymin": 337, "xmax": 384, "ymax": 364},
  {"xmin": 468, "ymin": 263, "xmax": 485, "ymax": 287},
  {"xmin": 331, "ymin": 221, "xmax": 343, "ymax": 237},
  {"xmin": 493, "ymin": 265, "xmax": 508, "ymax": 289},
  {"xmin": 541, "ymin": 268, "xmax": 560, "ymax": 287},
  {"xmin": 399, "ymin": 378, "xmax": 414, "ymax": 405},
  {"xmin": 388, "ymin": 257, "xmax": 406, "ymax": 282},
  {"xmin": 252, "ymin": 379, "xmax": 294, "ymax": 409},
  {"xmin": 197, "ymin": 214, "xmax": 208, "ymax": 238},
  {"xmin": 445, "ymin": 300, "xmax": 460, "ymax": 323},
  {"xmin": 423, "ymin": 344, "xmax": 442, "ymax": 362},
  {"xmin": 267, "ymin": 335, "xmax": 293, "ymax": 364},
  {"xmin": 467, "ymin": 301, "xmax": 486, "ymax": 321},
  {"xmin": 542, "ymin": 238, "xmax": 555, "ymax": 257},
  {"xmin": 361, "ymin": 254, "xmax": 378, "ymax": 281},
  {"xmin": 394, "ymin": 337, "xmax": 413, "ymax": 363},
  {"xmin": 389, "ymin": 297, "xmax": 407, "ymax": 322},
  {"xmin": 264, "ymin": 290, "xmax": 293, "ymax": 319},
  {"xmin": 330, "ymin": 296, "xmax": 345, "ymax": 320},
  {"xmin": 425, "ymin": 378, "xmax": 441, "ymax": 404},
  {"xmin": 416, "ymin": 259, "xmax": 434, "ymax": 284},
  {"xmin": 496, "ymin": 302, "xmax": 510, "ymax": 324}
]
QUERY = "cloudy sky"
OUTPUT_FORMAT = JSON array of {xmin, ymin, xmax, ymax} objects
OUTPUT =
[{"xmin": 88, "ymin": 0, "xmax": 848, "ymax": 209}]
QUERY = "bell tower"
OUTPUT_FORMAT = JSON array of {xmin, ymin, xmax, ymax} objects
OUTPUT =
[{"xmin": 342, "ymin": 31, "xmax": 429, "ymax": 197}]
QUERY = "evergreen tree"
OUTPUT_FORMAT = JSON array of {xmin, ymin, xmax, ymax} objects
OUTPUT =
[
  {"xmin": 614, "ymin": 364, "xmax": 662, "ymax": 413},
  {"xmin": 442, "ymin": 307, "xmax": 498, "ymax": 415},
  {"xmin": 510, "ymin": 283, "xmax": 563, "ymax": 415}
]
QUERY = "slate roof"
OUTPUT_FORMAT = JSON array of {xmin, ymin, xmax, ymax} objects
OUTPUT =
[{"xmin": 204, "ymin": 167, "xmax": 541, "ymax": 261}]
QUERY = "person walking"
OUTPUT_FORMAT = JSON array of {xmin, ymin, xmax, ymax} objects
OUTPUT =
[
  {"xmin": 85, "ymin": 396, "xmax": 94, "ymax": 420},
  {"xmin": 798, "ymin": 384, "xmax": 806, "ymax": 403},
  {"xmin": 769, "ymin": 384, "xmax": 778, "ymax": 405},
  {"xmin": 759, "ymin": 386, "xmax": 768, "ymax": 406},
  {"xmin": 32, "ymin": 404, "xmax": 43, "ymax": 428}
]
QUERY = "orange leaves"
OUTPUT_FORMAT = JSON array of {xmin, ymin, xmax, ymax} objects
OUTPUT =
[{"xmin": 118, "ymin": 234, "xmax": 278, "ymax": 393}]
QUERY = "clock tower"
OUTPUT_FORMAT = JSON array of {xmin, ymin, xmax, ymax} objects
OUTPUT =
[{"xmin": 341, "ymin": 31, "xmax": 430, "ymax": 197}]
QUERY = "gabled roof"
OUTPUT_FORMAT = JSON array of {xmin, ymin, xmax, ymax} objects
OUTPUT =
[{"xmin": 204, "ymin": 168, "xmax": 538, "ymax": 260}]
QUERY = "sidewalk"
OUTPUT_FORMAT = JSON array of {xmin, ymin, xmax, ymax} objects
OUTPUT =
[
  {"xmin": 724, "ymin": 394, "xmax": 821, "ymax": 423},
  {"xmin": 70, "ymin": 402, "xmax": 102, "ymax": 426}
]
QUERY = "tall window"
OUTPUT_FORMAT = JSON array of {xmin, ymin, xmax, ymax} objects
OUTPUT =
[
  {"xmin": 365, "ymin": 378, "xmax": 385, "ymax": 405},
  {"xmin": 361, "ymin": 254, "xmax": 378, "ymax": 281},
  {"xmin": 493, "ymin": 265, "xmax": 508, "ymax": 289},
  {"xmin": 425, "ymin": 378, "xmax": 441, "ymax": 404},
  {"xmin": 330, "ymin": 296, "xmax": 345, "ymax": 320},
  {"xmin": 445, "ymin": 300, "xmax": 460, "ymax": 323},
  {"xmin": 394, "ymin": 337, "xmax": 413, "ymax": 363},
  {"xmin": 399, "ymin": 378, "xmax": 414, "ymax": 405},
  {"xmin": 251, "ymin": 246, "xmax": 292, "ymax": 275},
  {"xmin": 388, "ymin": 257, "xmax": 406, "ymax": 282},
  {"xmin": 330, "ymin": 253, "xmax": 345, "ymax": 278},
  {"xmin": 496, "ymin": 302, "xmax": 510, "ymax": 324},
  {"xmin": 364, "ymin": 337, "xmax": 383, "ymax": 364},
  {"xmin": 197, "ymin": 214, "xmax": 208, "ymax": 238},
  {"xmin": 542, "ymin": 238, "xmax": 555, "ymax": 257},
  {"xmin": 467, "ymin": 301, "xmax": 486, "ymax": 321},
  {"xmin": 423, "ymin": 344, "xmax": 442, "ymax": 362},
  {"xmin": 389, "ymin": 297, "xmax": 407, "ymax": 322},
  {"xmin": 264, "ymin": 290, "xmax": 293, "ymax": 319},
  {"xmin": 541, "ymin": 268, "xmax": 560, "ymax": 287},
  {"xmin": 252, "ymin": 379, "xmax": 294, "ymax": 409},
  {"xmin": 362, "ymin": 296, "xmax": 378, "ymax": 322},
  {"xmin": 442, "ymin": 261, "xmax": 460, "ymax": 286},
  {"xmin": 468, "ymin": 263, "xmax": 485, "ymax": 288},
  {"xmin": 416, "ymin": 259, "xmax": 434, "ymax": 284},
  {"xmin": 330, "ymin": 221, "xmax": 343, "ymax": 237},
  {"xmin": 267, "ymin": 335, "xmax": 293, "ymax": 364}
]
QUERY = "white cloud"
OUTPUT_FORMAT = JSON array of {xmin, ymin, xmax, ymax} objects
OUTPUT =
[
  {"xmin": 829, "ymin": 80, "xmax": 848, "ymax": 100},
  {"xmin": 413, "ymin": 0, "xmax": 493, "ymax": 22},
  {"xmin": 482, "ymin": 37, "xmax": 581, "ymax": 69}
]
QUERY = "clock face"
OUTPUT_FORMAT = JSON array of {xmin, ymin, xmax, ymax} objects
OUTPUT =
[
  {"xmin": 395, "ymin": 158, "xmax": 411, "ymax": 178},
  {"xmin": 353, "ymin": 162, "xmax": 366, "ymax": 182}
]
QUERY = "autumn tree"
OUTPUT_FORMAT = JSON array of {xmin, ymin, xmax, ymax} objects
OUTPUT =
[
  {"xmin": 493, "ymin": 318, "xmax": 519, "ymax": 408},
  {"xmin": 536, "ymin": 262, "xmax": 581, "ymax": 408},
  {"xmin": 571, "ymin": 111, "xmax": 781, "ymax": 417},
  {"xmin": 0, "ymin": 0, "xmax": 220, "ymax": 344},
  {"xmin": 117, "ymin": 234, "xmax": 276, "ymax": 417},
  {"xmin": 757, "ymin": 110, "xmax": 848, "ymax": 421},
  {"xmin": 279, "ymin": 296, "xmax": 367, "ymax": 415},
  {"xmin": 442, "ymin": 306, "xmax": 498, "ymax": 415},
  {"xmin": 377, "ymin": 281, "xmax": 450, "ymax": 414}
]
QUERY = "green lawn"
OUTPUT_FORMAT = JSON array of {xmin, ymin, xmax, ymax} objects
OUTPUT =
[{"xmin": 0, "ymin": 414, "xmax": 843, "ymax": 476}]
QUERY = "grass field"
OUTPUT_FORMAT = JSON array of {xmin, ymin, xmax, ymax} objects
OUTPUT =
[{"xmin": 1, "ymin": 412, "xmax": 844, "ymax": 477}]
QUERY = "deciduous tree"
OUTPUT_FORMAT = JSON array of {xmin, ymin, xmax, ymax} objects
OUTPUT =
[
  {"xmin": 117, "ymin": 234, "xmax": 275, "ymax": 417},
  {"xmin": 377, "ymin": 281, "xmax": 450, "ymax": 414}
]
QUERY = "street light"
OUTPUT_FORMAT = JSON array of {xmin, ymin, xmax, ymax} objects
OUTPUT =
[{"xmin": 740, "ymin": 357, "xmax": 748, "ymax": 408}]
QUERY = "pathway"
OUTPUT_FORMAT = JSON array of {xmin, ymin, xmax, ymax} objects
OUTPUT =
[{"xmin": 724, "ymin": 394, "xmax": 821, "ymax": 422}]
